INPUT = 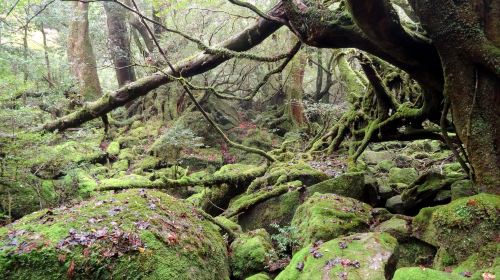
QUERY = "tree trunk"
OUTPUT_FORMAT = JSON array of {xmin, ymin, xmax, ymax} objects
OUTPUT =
[
  {"xmin": 67, "ymin": 1, "xmax": 102, "ymax": 100},
  {"xmin": 40, "ymin": 23, "xmax": 53, "ymax": 87},
  {"xmin": 285, "ymin": 44, "xmax": 306, "ymax": 126},
  {"xmin": 412, "ymin": 0, "xmax": 500, "ymax": 193},
  {"xmin": 103, "ymin": 1, "xmax": 136, "ymax": 87},
  {"xmin": 23, "ymin": 25, "xmax": 28, "ymax": 84}
]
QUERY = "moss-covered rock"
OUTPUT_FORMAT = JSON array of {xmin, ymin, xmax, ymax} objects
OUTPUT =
[
  {"xmin": 305, "ymin": 172, "xmax": 365, "ymax": 200},
  {"xmin": 396, "ymin": 238, "xmax": 436, "ymax": 269},
  {"xmin": 388, "ymin": 167, "xmax": 418, "ymax": 185},
  {"xmin": 291, "ymin": 193, "xmax": 372, "ymax": 246},
  {"xmin": 374, "ymin": 217, "xmax": 411, "ymax": 241},
  {"xmin": 452, "ymin": 243, "xmax": 499, "ymax": 279},
  {"xmin": 214, "ymin": 216, "xmax": 242, "ymax": 233},
  {"xmin": 0, "ymin": 190, "xmax": 230, "ymax": 279},
  {"xmin": 451, "ymin": 180, "xmax": 476, "ymax": 200},
  {"xmin": 106, "ymin": 141, "xmax": 120, "ymax": 156},
  {"xmin": 362, "ymin": 151, "xmax": 394, "ymax": 165},
  {"xmin": 230, "ymin": 229, "xmax": 274, "ymax": 279},
  {"xmin": 376, "ymin": 159, "xmax": 395, "ymax": 172},
  {"xmin": 112, "ymin": 159, "xmax": 129, "ymax": 172},
  {"xmin": 393, "ymin": 267, "xmax": 464, "ymax": 280},
  {"xmin": 413, "ymin": 193, "xmax": 500, "ymax": 265},
  {"xmin": 237, "ymin": 189, "xmax": 301, "ymax": 233},
  {"xmin": 275, "ymin": 232, "xmax": 398, "ymax": 280}
]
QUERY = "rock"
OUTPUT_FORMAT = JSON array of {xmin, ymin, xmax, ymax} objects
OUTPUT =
[
  {"xmin": 107, "ymin": 141, "xmax": 120, "ymax": 156},
  {"xmin": 371, "ymin": 208, "xmax": 393, "ymax": 222},
  {"xmin": 362, "ymin": 151, "xmax": 394, "ymax": 165},
  {"xmin": 413, "ymin": 193, "xmax": 500, "ymax": 265},
  {"xmin": 376, "ymin": 159, "xmax": 395, "ymax": 172},
  {"xmin": 388, "ymin": 167, "xmax": 418, "ymax": 185},
  {"xmin": 386, "ymin": 195, "xmax": 404, "ymax": 213},
  {"xmin": 406, "ymin": 140, "xmax": 442, "ymax": 153},
  {"xmin": 291, "ymin": 193, "xmax": 372, "ymax": 246},
  {"xmin": 396, "ymin": 238, "xmax": 436, "ymax": 269},
  {"xmin": 275, "ymin": 232, "xmax": 398, "ymax": 280},
  {"xmin": 374, "ymin": 217, "xmax": 411, "ymax": 241},
  {"xmin": 237, "ymin": 189, "xmax": 301, "ymax": 233},
  {"xmin": 393, "ymin": 267, "xmax": 464, "ymax": 280},
  {"xmin": 230, "ymin": 229, "xmax": 274, "ymax": 279},
  {"xmin": 400, "ymin": 172, "xmax": 452, "ymax": 211},
  {"xmin": 434, "ymin": 190, "xmax": 451, "ymax": 203},
  {"xmin": 214, "ymin": 216, "xmax": 242, "ymax": 233},
  {"xmin": 0, "ymin": 190, "xmax": 230, "ymax": 279},
  {"xmin": 452, "ymin": 243, "xmax": 499, "ymax": 279},
  {"xmin": 245, "ymin": 273, "xmax": 271, "ymax": 280},
  {"xmin": 393, "ymin": 154, "xmax": 413, "ymax": 168},
  {"xmin": 376, "ymin": 179, "xmax": 397, "ymax": 201},
  {"xmin": 451, "ymin": 179, "xmax": 476, "ymax": 200},
  {"xmin": 305, "ymin": 172, "xmax": 365, "ymax": 200},
  {"xmin": 112, "ymin": 159, "xmax": 129, "ymax": 171}
]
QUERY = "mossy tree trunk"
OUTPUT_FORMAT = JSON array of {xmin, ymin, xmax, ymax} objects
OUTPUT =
[
  {"xmin": 67, "ymin": 1, "xmax": 102, "ymax": 101},
  {"xmin": 285, "ymin": 47, "xmax": 307, "ymax": 126},
  {"xmin": 411, "ymin": 0, "xmax": 500, "ymax": 193}
]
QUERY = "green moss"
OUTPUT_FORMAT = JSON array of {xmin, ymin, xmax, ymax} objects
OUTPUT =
[
  {"xmin": 0, "ymin": 190, "xmax": 230, "ymax": 280},
  {"xmin": 305, "ymin": 172, "xmax": 365, "ymax": 200},
  {"xmin": 244, "ymin": 273, "xmax": 271, "ymax": 280},
  {"xmin": 388, "ymin": 167, "xmax": 418, "ymax": 185},
  {"xmin": 396, "ymin": 239, "xmax": 436, "ymax": 268},
  {"xmin": 413, "ymin": 193, "xmax": 500, "ymax": 264},
  {"xmin": 230, "ymin": 229, "xmax": 274, "ymax": 279},
  {"xmin": 393, "ymin": 267, "xmax": 464, "ymax": 280},
  {"xmin": 107, "ymin": 141, "xmax": 120, "ymax": 156},
  {"xmin": 453, "ymin": 243, "xmax": 499, "ymax": 279},
  {"xmin": 112, "ymin": 159, "xmax": 129, "ymax": 172},
  {"xmin": 276, "ymin": 232, "xmax": 398, "ymax": 280},
  {"xmin": 376, "ymin": 159, "xmax": 396, "ymax": 172},
  {"xmin": 214, "ymin": 216, "xmax": 242, "ymax": 233},
  {"xmin": 291, "ymin": 193, "xmax": 372, "ymax": 246},
  {"xmin": 136, "ymin": 156, "xmax": 160, "ymax": 171},
  {"xmin": 374, "ymin": 217, "xmax": 410, "ymax": 241}
]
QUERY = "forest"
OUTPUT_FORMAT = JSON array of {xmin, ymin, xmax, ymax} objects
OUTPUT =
[{"xmin": 0, "ymin": 0, "xmax": 498, "ymax": 279}]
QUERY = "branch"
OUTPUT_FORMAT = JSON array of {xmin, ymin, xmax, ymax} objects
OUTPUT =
[{"xmin": 40, "ymin": 4, "xmax": 285, "ymax": 132}]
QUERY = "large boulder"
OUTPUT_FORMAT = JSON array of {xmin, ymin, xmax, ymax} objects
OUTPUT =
[
  {"xmin": 275, "ymin": 232, "xmax": 398, "ymax": 280},
  {"xmin": 0, "ymin": 190, "xmax": 230, "ymax": 280},
  {"xmin": 374, "ymin": 216, "xmax": 411, "ymax": 241},
  {"xmin": 291, "ymin": 193, "xmax": 372, "ymax": 246},
  {"xmin": 230, "ymin": 229, "xmax": 274, "ymax": 279},
  {"xmin": 305, "ymin": 172, "xmax": 365, "ymax": 200},
  {"xmin": 388, "ymin": 167, "xmax": 418, "ymax": 185},
  {"xmin": 362, "ymin": 150, "xmax": 394, "ymax": 165},
  {"xmin": 452, "ymin": 242, "xmax": 499, "ymax": 279},
  {"xmin": 412, "ymin": 193, "xmax": 500, "ymax": 265}
]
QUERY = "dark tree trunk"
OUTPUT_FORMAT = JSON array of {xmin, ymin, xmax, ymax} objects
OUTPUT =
[
  {"xmin": 103, "ymin": 1, "xmax": 136, "ymax": 87},
  {"xmin": 411, "ymin": 0, "xmax": 500, "ymax": 193}
]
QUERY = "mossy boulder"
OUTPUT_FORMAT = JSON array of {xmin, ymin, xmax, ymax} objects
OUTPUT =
[
  {"xmin": 230, "ymin": 229, "xmax": 274, "ymax": 279},
  {"xmin": 106, "ymin": 141, "xmax": 120, "ymax": 156},
  {"xmin": 452, "ymin": 243, "xmax": 499, "ymax": 279},
  {"xmin": 374, "ymin": 216, "xmax": 411, "ymax": 241},
  {"xmin": 305, "ymin": 172, "xmax": 365, "ymax": 200},
  {"xmin": 0, "ymin": 190, "xmax": 230, "ymax": 280},
  {"xmin": 393, "ymin": 267, "xmax": 464, "ymax": 280},
  {"xmin": 388, "ymin": 167, "xmax": 418, "ymax": 185},
  {"xmin": 412, "ymin": 193, "xmax": 500, "ymax": 264},
  {"xmin": 376, "ymin": 159, "xmax": 395, "ymax": 172},
  {"xmin": 396, "ymin": 238, "xmax": 436, "ymax": 269},
  {"xmin": 451, "ymin": 180, "xmax": 476, "ymax": 200},
  {"xmin": 362, "ymin": 151, "xmax": 394, "ymax": 165},
  {"xmin": 291, "ymin": 193, "xmax": 372, "ymax": 246},
  {"xmin": 275, "ymin": 232, "xmax": 398, "ymax": 280}
]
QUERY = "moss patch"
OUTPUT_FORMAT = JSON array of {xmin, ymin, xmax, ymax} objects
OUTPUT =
[{"xmin": 0, "ymin": 190, "xmax": 229, "ymax": 279}]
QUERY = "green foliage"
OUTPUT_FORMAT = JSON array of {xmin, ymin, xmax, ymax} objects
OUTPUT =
[
  {"xmin": 150, "ymin": 124, "xmax": 203, "ymax": 164},
  {"xmin": 269, "ymin": 223, "xmax": 300, "ymax": 258}
]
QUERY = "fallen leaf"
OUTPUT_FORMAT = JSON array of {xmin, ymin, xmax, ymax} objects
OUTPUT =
[{"xmin": 67, "ymin": 260, "xmax": 75, "ymax": 279}]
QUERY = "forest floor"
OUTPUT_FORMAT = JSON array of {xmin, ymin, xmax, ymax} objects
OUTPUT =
[{"xmin": 0, "ymin": 100, "xmax": 498, "ymax": 280}]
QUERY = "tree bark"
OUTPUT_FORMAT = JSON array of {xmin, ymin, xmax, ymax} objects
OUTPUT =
[
  {"xmin": 411, "ymin": 0, "xmax": 500, "ymax": 193},
  {"xmin": 103, "ymin": 1, "xmax": 136, "ymax": 87},
  {"xmin": 67, "ymin": 1, "xmax": 102, "ymax": 100},
  {"xmin": 40, "ymin": 23, "xmax": 53, "ymax": 86}
]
